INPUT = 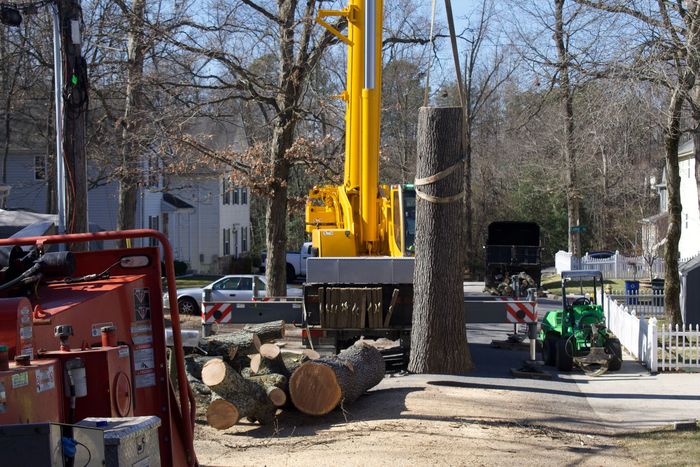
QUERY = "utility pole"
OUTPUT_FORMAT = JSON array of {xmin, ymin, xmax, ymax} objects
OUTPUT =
[{"xmin": 57, "ymin": 0, "xmax": 88, "ymax": 247}]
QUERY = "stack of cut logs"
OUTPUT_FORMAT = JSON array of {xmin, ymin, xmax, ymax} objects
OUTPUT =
[{"xmin": 185, "ymin": 320, "xmax": 386, "ymax": 429}]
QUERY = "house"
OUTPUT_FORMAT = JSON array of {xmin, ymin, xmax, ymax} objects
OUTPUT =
[
  {"xmin": 1, "ymin": 113, "xmax": 251, "ymax": 274},
  {"xmin": 644, "ymin": 138, "xmax": 700, "ymax": 260}
]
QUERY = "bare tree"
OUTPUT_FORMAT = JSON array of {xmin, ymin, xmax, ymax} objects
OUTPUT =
[{"xmin": 573, "ymin": 0, "xmax": 700, "ymax": 325}]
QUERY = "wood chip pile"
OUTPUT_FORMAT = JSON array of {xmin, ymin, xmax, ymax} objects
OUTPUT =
[{"xmin": 184, "ymin": 320, "xmax": 386, "ymax": 430}]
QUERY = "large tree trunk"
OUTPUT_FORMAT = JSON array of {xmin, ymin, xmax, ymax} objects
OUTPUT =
[
  {"xmin": 408, "ymin": 106, "xmax": 473, "ymax": 374},
  {"xmin": 663, "ymin": 87, "xmax": 686, "ymax": 325},
  {"xmin": 118, "ymin": 0, "xmax": 146, "ymax": 239},
  {"xmin": 288, "ymin": 342, "xmax": 385, "ymax": 415}
]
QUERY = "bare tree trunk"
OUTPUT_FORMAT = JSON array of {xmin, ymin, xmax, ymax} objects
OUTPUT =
[
  {"xmin": 118, "ymin": 0, "xmax": 146, "ymax": 240},
  {"xmin": 664, "ymin": 87, "xmax": 685, "ymax": 325},
  {"xmin": 409, "ymin": 106, "xmax": 473, "ymax": 374},
  {"xmin": 555, "ymin": 0, "xmax": 581, "ymax": 257},
  {"xmin": 264, "ymin": 0, "xmax": 298, "ymax": 297}
]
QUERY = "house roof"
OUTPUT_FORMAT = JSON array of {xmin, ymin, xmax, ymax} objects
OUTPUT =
[
  {"xmin": 678, "ymin": 138, "xmax": 695, "ymax": 158},
  {"xmin": 680, "ymin": 254, "xmax": 700, "ymax": 275},
  {"xmin": 162, "ymin": 193, "xmax": 195, "ymax": 213}
]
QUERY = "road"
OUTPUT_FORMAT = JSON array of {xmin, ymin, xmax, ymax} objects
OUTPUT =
[
  {"xmin": 193, "ymin": 282, "xmax": 700, "ymax": 466},
  {"xmin": 455, "ymin": 281, "xmax": 700, "ymax": 434}
]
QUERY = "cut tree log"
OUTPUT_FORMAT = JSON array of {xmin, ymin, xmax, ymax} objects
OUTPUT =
[
  {"xmin": 242, "ymin": 320, "xmax": 286, "ymax": 342},
  {"xmin": 247, "ymin": 373, "xmax": 288, "ymax": 407},
  {"xmin": 206, "ymin": 393, "xmax": 240, "ymax": 430},
  {"xmin": 250, "ymin": 349, "xmax": 320, "ymax": 376},
  {"xmin": 201, "ymin": 358, "xmax": 276, "ymax": 426},
  {"xmin": 203, "ymin": 330, "xmax": 262, "ymax": 357},
  {"xmin": 289, "ymin": 342, "xmax": 385, "ymax": 416}
]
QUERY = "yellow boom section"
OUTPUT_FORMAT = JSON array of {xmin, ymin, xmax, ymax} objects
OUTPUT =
[{"xmin": 308, "ymin": 0, "xmax": 390, "ymax": 257}]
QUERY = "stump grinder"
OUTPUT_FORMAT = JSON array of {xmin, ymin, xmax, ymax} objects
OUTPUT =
[{"xmin": 539, "ymin": 270, "xmax": 622, "ymax": 376}]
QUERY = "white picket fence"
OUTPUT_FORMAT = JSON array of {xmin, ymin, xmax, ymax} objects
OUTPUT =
[
  {"xmin": 556, "ymin": 250, "xmax": 696, "ymax": 280},
  {"xmin": 599, "ymin": 292, "xmax": 658, "ymax": 372},
  {"xmin": 599, "ymin": 291, "xmax": 700, "ymax": 372},
  {"xmin": 608, "ymin": 290, "xmax": 665, "ymax": 318},
  {"xmin": 659, "ymin": 323, "xmax": 700, "ymax": 371}
]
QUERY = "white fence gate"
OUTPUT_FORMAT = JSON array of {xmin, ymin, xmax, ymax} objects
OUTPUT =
[{"xmin": 659, "ymin": 323, "xmax": 700, "ymax": 371}]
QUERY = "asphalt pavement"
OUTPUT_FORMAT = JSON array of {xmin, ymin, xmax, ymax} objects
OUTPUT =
[{"xmin": 456, "ymin": 281, "xmax": 700, "ymax": 433}]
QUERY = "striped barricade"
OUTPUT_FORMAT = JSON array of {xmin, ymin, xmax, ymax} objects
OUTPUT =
[
  {"xmin": 202, "ymin": 298, "xmax": 303, "ymax": 325},
  {"xmin": 463, "ymin": 299, "xmax": 537, "ymax": 324}
]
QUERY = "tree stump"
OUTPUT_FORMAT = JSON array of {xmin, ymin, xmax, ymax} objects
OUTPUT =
[
  {"xmin": 288, "ymin": 342, "xmax": 385, "ymax": 416},
  {"xmin": 409, "ymin": 106, "xmax": 473, "ymax": 374},
  {"xmin": 201, "ymin": 358, "xmax": 276, "ymax": 426}
]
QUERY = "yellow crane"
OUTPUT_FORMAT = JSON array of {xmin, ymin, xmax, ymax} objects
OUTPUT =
[{"xmin": 306, "ymin": 0, "xmax": 415, "ymax": 257}]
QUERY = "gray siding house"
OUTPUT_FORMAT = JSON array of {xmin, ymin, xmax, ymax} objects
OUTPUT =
[{"xmin": 1, "ymin": 117, "xmax": 251, "ymax": 274}]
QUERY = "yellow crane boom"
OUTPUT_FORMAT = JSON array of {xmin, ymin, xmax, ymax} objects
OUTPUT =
[{"xmin": 308, "ymin": 0, "xmax": 413, "ymax": 257}]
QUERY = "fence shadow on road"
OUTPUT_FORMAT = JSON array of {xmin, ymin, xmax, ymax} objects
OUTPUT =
[{"xmin": 426, "ymin": 379, "xmax": 699, "ymax": 401}]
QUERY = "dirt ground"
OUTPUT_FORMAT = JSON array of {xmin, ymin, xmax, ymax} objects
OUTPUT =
[{"xmin": 193, "ymin": 374, "xmax": 641, "ymax": 467}]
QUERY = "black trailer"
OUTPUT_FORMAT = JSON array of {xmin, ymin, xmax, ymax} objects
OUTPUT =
[{"xmin": 484, "ymin": 221, "xmax": 541, "ymax": 289}]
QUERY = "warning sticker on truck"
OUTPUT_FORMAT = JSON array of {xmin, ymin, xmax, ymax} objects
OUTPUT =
[
  {"xmin": 134, "ymin": 288, "xmax": 151, "ymax": 321},
  {"xmin": 131, "ymin": 319, "xmax": 156, "ymax": 388},
  {"xmin": 11, "ymin": 371, "xmax": 28, "ymax": 389},
  {"xmin": 36, "ymin": 366, "xmax": 55, "ymax": 393}
]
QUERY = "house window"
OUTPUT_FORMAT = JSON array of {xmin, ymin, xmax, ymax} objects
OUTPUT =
[
  {"xmin": 148, "ymin": 215, "xmax": 160, "ymax": 246},
  {"xmin": 241, "ymin": 188, "xmax": 248, "ymax": 205},
  {"xmin": 223, "ymin": 228, "xmax": 231, "ymax": 255},
  {"xmin": 223, "ymin": 178, "xmax": 231, "ymax": 205},
  {"xmin": 233, "ymin": 188, "xmax": 240, "ymax": 205},
  {"xmin": 35, "ymin": 154, "xmax": 47, "ymax": 180},
  {"xmin": 241, "ymin": 226, "xmax": 248, "ymax": 253}
]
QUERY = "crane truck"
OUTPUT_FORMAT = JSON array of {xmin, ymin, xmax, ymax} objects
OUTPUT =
[{"xmin": 302, "ymin": 0, "xmax": 417, "ymax": 352}]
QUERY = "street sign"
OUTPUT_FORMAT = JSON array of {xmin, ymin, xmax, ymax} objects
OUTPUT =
[{"xmin": 570, "ymin": 225, "xmax": 586, "ymax": 233}]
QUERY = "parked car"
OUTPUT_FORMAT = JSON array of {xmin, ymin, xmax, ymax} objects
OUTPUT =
[
  {"xmin": 164, "ymin": 274, "xmax": 302, "ymax": 315},
  {"xmin": 260, "ymin": 242, "xmax": 314, "ymax": 282}
]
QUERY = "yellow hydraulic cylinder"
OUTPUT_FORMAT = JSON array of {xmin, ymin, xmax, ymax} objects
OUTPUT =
[
  {"xmin": 360, "ymin": 0, "xmax": 382, "ymax": 245},
  {"xmin": 345, "ymin": 1, "xmax": 363, "ymax": 191}
]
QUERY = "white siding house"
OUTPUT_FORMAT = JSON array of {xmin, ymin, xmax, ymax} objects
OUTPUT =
[
  {"xmin": 651, "ymin": 139, "xmax": 700, "ymax": 259},
  {"xmin": 677, "ymin": 140, "xmax": 700, "ymax": 258}
]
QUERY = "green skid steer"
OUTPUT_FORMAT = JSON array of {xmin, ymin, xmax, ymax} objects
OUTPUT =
[{"xmin": 539, "ymin": 270, "xmax": 622, "ymax": 376}]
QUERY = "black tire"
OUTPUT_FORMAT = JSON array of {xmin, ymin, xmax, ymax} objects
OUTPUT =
[
  {"xmin": 286, "ymin": 263, "xmax": 296, "ymax": 283},
  {"xmin": 556, "ymin": 337, "xmax": 574, "ymax": 371},
  {"xmin": 178, "ymin": 297, "xmax": 199, "ymax": 316},
  {"xmin": 542, "ymin": 336, "xmax": 557, "ymax": 366},
  {"xmin": 605, "ymin": 337, "xmax": 623, "ymax": 371}
]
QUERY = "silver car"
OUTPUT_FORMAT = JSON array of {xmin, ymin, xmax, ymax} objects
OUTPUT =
[{"xmin": 164, "ymin": 274, "xmax": 302, "ymax": 315}]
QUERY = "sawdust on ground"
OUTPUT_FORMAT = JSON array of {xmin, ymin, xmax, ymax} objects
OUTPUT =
[{"xmin": 193, "ymin": 375, "xmax": 640, "ymax": 467}]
